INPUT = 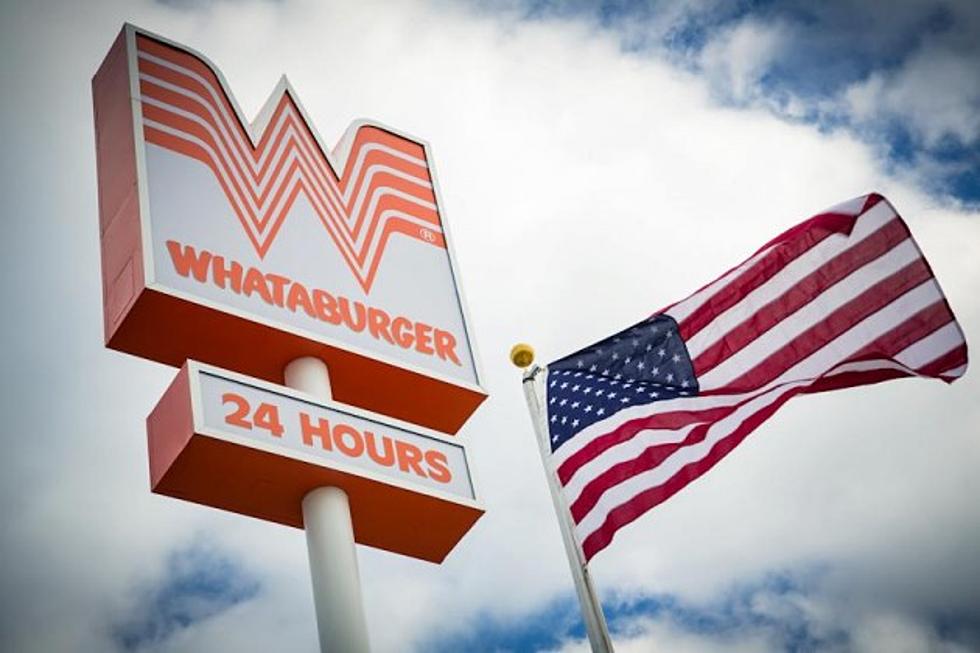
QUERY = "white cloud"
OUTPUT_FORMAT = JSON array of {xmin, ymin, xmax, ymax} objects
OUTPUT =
[
  {"xmin": 845, "ymin": 42, "xmax": 980, "ymax": 148},
  {"xmin": 557, "ymin": 615, "xmax": 774, "ymax": 653},
  {"xmin": 556, "ymin": 606, "xmax": 978, "ymax": 653},
  {"xmin": 697, "ymin": 18, "xmax": 789, "ymax": 104},
  {"xmin": 0, "ymin": 0, "xmax": 978, "ymax": 651}
]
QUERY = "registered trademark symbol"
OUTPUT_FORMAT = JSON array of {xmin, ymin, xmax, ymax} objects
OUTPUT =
[{"xmin": 420, "ymin": 228, "xmax": 436, "ymax": 243}]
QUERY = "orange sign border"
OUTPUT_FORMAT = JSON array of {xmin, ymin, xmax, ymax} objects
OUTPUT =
[
  {"xmin": 93, "ymin": 25, "xmax": 486, "ymax": 434},
  {"xmin": 148, "ymin": 361, "xmax": 485, "ymax": 563}
]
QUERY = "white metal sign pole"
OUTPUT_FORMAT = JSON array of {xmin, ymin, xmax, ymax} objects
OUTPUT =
[
  {"xmin": 522, "ymin": 365, "xmax": 615, "ymax": 653},
  {"xmin": 284, "ymin": 357, "xmax": 372, "ymax": 653}
]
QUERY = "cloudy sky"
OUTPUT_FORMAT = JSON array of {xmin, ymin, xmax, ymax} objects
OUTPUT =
[{"xmin": 1, "ymin": 0, "xmax": 978, "ymax": 651}]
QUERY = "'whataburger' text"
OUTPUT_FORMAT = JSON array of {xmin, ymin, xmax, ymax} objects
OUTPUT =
[{"xmin": 166, "ymin": 241, "xmax": 462, "ymax": 365}]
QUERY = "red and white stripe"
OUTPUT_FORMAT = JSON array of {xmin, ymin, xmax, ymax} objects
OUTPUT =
[
  {"xmin": 134, "ymin": 35, "xmax": 445, "ymax": 293},
  {"xmin": 548, "ymin": 194, "xmax": 968, "ymax": 560}
]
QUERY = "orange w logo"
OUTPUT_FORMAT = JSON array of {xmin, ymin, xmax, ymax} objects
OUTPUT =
[{"xmin": 135, "ymin": 34, "xmax": 446, "ymax": 294}]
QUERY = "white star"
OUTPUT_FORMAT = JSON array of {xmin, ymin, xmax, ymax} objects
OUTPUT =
[
  {"xmin": 608, "ymin": 392, "xmax": 617, "ymax": 399},
  {"xmin": 559, "ymin": 398, "xmax": 567, "ymax": 406},
  {"xmin": 595, "ymin": 389, "xmax": 605, "ymax": 397},
  {"xmin": 652, "ymin": 366, "xmax": 660, "ymax": 375},
  {"xmin": 561, "ymin": 416, "xmax": 567, "ymax": 424},
  {"xmin": 650, "ymin": 392, "xmax": 659, "ymax": 398},
  {"xmin": 658, "ymin": 349, "xmax": 666, "ymax": 357},
  {"xmin": 635, "ymin": 387, "xmax": 645, "ymax": 393},
  {"xmin": 620, "ymin": 397, "xmax": 630, "ymax": 403},
  {"xmin": 572, "ymin": 419, "xmax": 580, "ymax": 427},
  {"xmin": 583, "ymin": 387, "xmax": 592, "ymax": 394},
  {"xmin": 614, "ymin": 374, "xmax": 622, "ymax": 380},
  {"xmin": 681, "ymin": 380, "xmax": 689, "ymax": 388},
  {"xmin": 612, "ymin": 352, "xmax": 619, "ymax": 360},
  {"xmin": 672, "ymin": 353, "xmax": 681, "ymax": 363},
  {"xmin": 577, "ymin": 360, "xmax": 584, "ymax": 367},
  {"xmin": 623, "ymin": 383, "xmax": 632, "ymax": 388},
  {"xmin": 549, "ymin": 397, "xmax": 556, "ymax": 404},
  {"xmin": 637, "ymin": 362, "xmax": 645, "ymax": 370},
  {"xmin": 550, "ymin": 414, "xmax": 557, "ymax": 423},
  {"xmin": 572, "ymin": 385, "xmax": 580, "ymax": 391},
  {"xmin": 572, "ymin": 401, "xmax": 580, "ymax": 408},
  {"xmin": 651, "ymin": 326, "xmax": 659, "ymax": 334},
  {"xmin": 632, "ymin": 339, "xmax": 639, "ymax": 347},
  {"xmin": 602, "ymin": 369, "xmax": 610, "ymax": 376},
  {"xmin": 560, "ymin": 382, "xmax": 568, "ymax": 389},
  {"xmin": 550, "ymin": 381, "xmax": 556, "ymax": 387},
  {"xmin": 574, "ymin": 372, "xmax": 583, "ymax": 378},
  {"xmin": 597, "ymin": 408, "xmax": 605, "ymax": 416},
  {"xmin": 666, "ymin": 373, "xmax": 674, "ymax": 382},
  {"xmin": 589, "ymin": 364, "xmax": 597, "ymax": 372},
  {"xmin": 584, "ymin": 405, "xmax": 593, "ymax": 413},
  {"xmin": 646, "ymin": 344, "xmax": 652, "ymax": 352}
]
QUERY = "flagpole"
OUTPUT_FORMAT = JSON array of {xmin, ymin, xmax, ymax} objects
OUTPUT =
[{"xmin": 513, "ymin": 346, "xmax": 615, "ymax": 653}]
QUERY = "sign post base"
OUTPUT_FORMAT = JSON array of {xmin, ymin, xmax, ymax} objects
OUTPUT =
[
  {"xmin": 286, "ymin": 357, "xmax": 371, "ymax": 653},
  {"xmin": 303, "ymin": 486, "xmax": 371, "ymax": 653}
]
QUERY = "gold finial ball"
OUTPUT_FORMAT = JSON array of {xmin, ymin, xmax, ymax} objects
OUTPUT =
[{"xmin": 510, "ymin": 343, "xmax": 535, "ymax": 368}]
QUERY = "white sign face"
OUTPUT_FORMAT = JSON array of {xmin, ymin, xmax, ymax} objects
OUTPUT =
[
  {"xmin": 131, "ymin": 29, "xmax": 478, "ymax": 386},
  {"xmin": 195, "ymin": 369, "xmax": 476, "ymax": 501}
]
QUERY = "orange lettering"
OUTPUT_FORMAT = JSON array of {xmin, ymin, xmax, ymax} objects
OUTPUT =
[
  {"xmin": 164, "ymin": 244, "xmax": 462, "ymax": 357},
  {"xmin": 395, "ymin": 441, "xmax": 426, "ymax": 477},
  {"xmin": 211, "ymin": 255, "xmax": 243, "ymax": 293},
  {"xmin": 434, "ymin": 329, "xmax": 461, "ymax": 366},
  {"xmin": 243, "ymin": 267, "xmax": 273, "ymax": 304},
  {"xmin": 299, "ymin": 413, "xmax": 332, "ymax": 450},
  {"xmin": 286, "ymin": 282, "xmax": 316, "ymax": 318},
  {"xmin": 166, "ymin": 240, "xmax": 211, "ymax": 282},
  {"xmin": 312, "ymin": 290, "xmax": 342, "ymax": 325},
  {"xmin": 333, "ymin": 423, "xmax": 364, "ymax": 457},
  {"xmin": 265, "ymin": 273, "xmax": 290, "ymax": 307},
  {"xmin": 414, "ymin": 322, "xmax": 434, "ymax": 355},
  {"xmin": 425, "ymin": 450, "xmax": 452, "ymax": 483},
  {"xmin": 367, "ymin": 308, "xmax": 394, "ymax": 344},
  {"xmin": 253, "ymin": 402, "xmax": 285, "ymax": 438},
  {"xmin": 338, "ymin": 297, "xmax": 366, "ymax": 332},
  {"xmin": 391, "ymin": 317, "xmax": 414, "ymax": 348},
  {"xmin": 364, "ymin": 431, "xmax": 395, "ymax": 466},
  {"xmin": 222, "ymin": 393, "xmax": 251, "ymax": 429}
]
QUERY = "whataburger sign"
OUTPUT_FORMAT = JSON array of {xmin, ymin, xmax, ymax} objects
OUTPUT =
[
  {"xmin": 93, "ymin": 24, "xmax": 484, "ymax": 434},
  {"xmin": 93, "ymin": 24, "xmax": 486, "ymax": 562}
]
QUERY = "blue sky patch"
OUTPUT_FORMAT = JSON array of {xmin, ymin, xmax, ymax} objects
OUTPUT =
[
  {"xmin": 110, "ymin": 542, "xmax": 260, "ymax": 651},
  {"xmin": 421, "ymin": 568, "xmax": 851, "ymax": 652},
  {"xmin": 469, "ymin": 0, "xmax": 980, "ymax": 208},
  {"xmin": 424, "ymin": 595, "xmax": 584, "ymax": 652},
  {"xmin": 422, "ymin": 566, "xmax": 980, "ymax": 651}
]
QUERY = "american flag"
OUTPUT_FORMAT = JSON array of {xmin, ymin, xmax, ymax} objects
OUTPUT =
[{"xmin": 542, "ymin": 193, "xmax": 968, "ymax": 561}]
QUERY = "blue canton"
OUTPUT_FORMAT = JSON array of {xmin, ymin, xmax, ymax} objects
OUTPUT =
[{"xmin": 546, "ymin": 315, "xmax": 699, "ymax": 453}]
